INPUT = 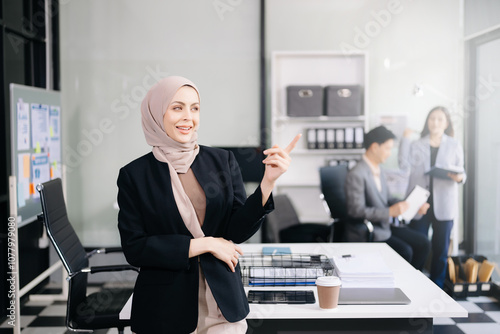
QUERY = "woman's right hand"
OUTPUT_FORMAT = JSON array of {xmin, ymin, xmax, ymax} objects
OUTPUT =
[
  {"xmin": 448, "ymin": 172, "xmax": 464, "ymax": 183},
  {"xmin": 189, "ymin": 237, "xmax": 243, "ymax": 272},
  {"xmin": 208, "ymin": 237, "xmax": 243, "ymax": 272},
  {"xmin": 418, "ymin": 202, "xmax": 430, "ymax": 215},
  {"xmin": 403, "ymin": 128, "xmax": 414, "ymax": 138}
]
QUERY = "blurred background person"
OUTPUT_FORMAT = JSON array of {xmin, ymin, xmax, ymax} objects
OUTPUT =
[
  {"xmin": 399, "ymin": 106, "xmax": 466, "ymax": 288},
  {"xmin": 346, "ymin": 126, "xmax": 430, "ymax": 270}
]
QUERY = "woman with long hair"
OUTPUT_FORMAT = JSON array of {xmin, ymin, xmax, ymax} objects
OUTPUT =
[{"xmin": 399, "ymin": 106, "xmax": 466, "ymax": 288}]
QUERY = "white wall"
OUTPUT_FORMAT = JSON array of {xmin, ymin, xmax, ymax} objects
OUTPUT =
[
  {"xmin": 464, "ymin": 0, "xmax": 500, "ymax": 37},
  {"xmin": 266, "ymin": 0, "xmax": 464, "ymax": 153},
  {"xmin": 475, "ymin": 38, "xmax": 500, "ymax": 261},
  {"xmin": 60, "ymin": 0, "xmax": 260, "ymax": 245},
  {"xmin": 60, "ymin": 0, "xmax": 464, "ymax": 245}
]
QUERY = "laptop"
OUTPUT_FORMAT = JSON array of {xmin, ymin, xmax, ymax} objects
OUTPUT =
[{"xmin": 339, "ymin": 288, "xmax": 411, "ymax": 305}]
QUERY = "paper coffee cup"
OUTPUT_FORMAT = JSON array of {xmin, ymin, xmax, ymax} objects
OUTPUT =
[{"xmin": 316, "ymin": 276, "xmax": 341, "ymax": 309}]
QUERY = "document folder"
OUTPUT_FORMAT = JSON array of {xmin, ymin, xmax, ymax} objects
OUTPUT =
[
  {"xmin": 335, "ymin": 128, "xmax": 345, "ymax": 149},
  {"xmin": 317, "ymin": 129, "xmax": 326, "ymax": 149},
  {"xmin": 307, "ymin": 129, "xmax": 317, "ymax": 149},
  {"xmin": 425, "ymin": 166, "xmax": 464, "ymax": 180},
  {"xmin": 400, "ymin": 185, "xmax": 430, "ymax": 222},
  {"xmin": 326, "ymin": 129, "xmax": 335, "ymax": 149},
  {"xmin": 344, "ymin": 127, "xmax": 354, "ymax": 149},
  {"xmin": 354, "ymin": 127, "xmax": 364, "ymax": 149}
]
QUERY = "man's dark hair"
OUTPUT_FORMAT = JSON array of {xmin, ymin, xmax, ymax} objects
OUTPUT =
[{"xmin": 363, "ymin": 125, "xmax": 396, "ymax": 150}]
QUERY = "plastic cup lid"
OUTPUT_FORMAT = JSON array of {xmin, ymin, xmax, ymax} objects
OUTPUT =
[{"xmin": 316, "ymin": 276, "xmax": 341, "ymax": 287}]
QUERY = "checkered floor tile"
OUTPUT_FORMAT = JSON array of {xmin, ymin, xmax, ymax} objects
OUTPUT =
[
  {"xmin": 1, "ymin": 287, "xmax": 500, "ymax": 333},
  {"xmin": 433, "ymin": 296, "xmax": 500, "ymax": 334}
]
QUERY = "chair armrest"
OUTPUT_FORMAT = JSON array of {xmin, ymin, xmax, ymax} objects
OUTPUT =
[
  {"xmin": 319, "ymin": 193, "xmax": 332, "ymax": 218},
  {"xmin": 102, "ymin": 247, "xmax": 123, "ymax": 253},
  {"xmin": 364, "ymin": 220, "xmax": 374, "ymax": 242},
  {"xmin": 343, "ymin": 218, "xmax": 374, "ymax": 242},
  {"xmin": 68, "ymin": 264, "xmax": 139, "ymax": 280},
  {"xmin": 88, "ymin": 264, "xmax": 139, "ymax": 274},
  {"xmin": 85, "ymin": 246, "xmax": 124, "ymax": 258}
]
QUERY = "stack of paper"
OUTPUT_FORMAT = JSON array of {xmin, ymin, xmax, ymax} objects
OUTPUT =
[{"xmin": 332, "ymin": 253, "xmax": 395, "ymax": 288}]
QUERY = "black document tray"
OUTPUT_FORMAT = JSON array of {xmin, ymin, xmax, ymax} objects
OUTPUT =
[{"xmin": 248, "ymin": 290, "xmax": 315, "ymax": 304}]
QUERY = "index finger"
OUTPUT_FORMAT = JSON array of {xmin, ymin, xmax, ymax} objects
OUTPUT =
[
  {"xmin": 284, "ymin": 134, "xmax": 302, "ymax": 154},
  {"xmin": 234, "ymin": 244, "xmax": 244, "ymax": 256}
]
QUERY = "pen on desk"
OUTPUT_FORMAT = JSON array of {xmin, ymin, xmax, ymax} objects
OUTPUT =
[{"xmin": 342, "ymin": 254, "xmax": 351, "ymax": 258}]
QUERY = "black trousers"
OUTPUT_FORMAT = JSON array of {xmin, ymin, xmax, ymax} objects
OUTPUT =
[{"xmin": 384, "ymin": 225, "xmax": 431, "ymax": 271}]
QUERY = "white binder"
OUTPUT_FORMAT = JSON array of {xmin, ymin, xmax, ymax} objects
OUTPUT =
[
  {"xmin": 307, "ymin": 128, "xmax": 317, "ymax": 149},
  {"xmin": 354, "ymin": 127, "xmax": 364, "ymax": 148},
  {"xmin": 326, "ymin": 129, "xmax": 335, "ymax": 149},
  {"xmin": 316, "ymin": 129, "xmax": 326, "ymax": 149},
  {"xmin": 344, "ymin": 127, "xmax": 354, "ymax": 149},
  {"xmin": 335, "ymin": 128, "xmax": 345, "ymax": 149}
]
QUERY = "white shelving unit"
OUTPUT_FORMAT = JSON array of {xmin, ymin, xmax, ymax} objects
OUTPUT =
[{"xmin": 271, "ymin": 51, "xmax": 368, "ymax": 223}]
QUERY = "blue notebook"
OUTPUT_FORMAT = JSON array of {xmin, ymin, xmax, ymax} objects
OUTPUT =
[{"xmin": 262, "ymin": 247, "xmax": 292, "ymax": 255}]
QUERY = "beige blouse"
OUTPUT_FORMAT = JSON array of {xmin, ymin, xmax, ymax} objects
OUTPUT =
[
  {"xmin": 178, "ymin": 168, "xmax": 206, "ymax": 226},
  {"xmin": 179, "ymin": 169, "xmax": 246, "ymax": 333}
]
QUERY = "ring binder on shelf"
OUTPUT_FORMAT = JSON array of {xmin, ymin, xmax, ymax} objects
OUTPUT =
[
  {"xmin": 317, "ymin": 129, "xmax": 326, "ymax": 149},
  {"xmin": 307, "ymin": 129, "xmax": 317, "ymax": 149},
  {"xmin": 354, "ymin": 127, "xmax": 364, "ymax": 149},
  {"xmin": 344, "ymin": 127, "xmax": 354, "ymax": 149},
  {"xmin": 326, "ymin": 129, "xmax": 335, "ymax": 149},
  {"xmin": 335, "ymin": 128, "xmax": 345, "ymax": 149}
]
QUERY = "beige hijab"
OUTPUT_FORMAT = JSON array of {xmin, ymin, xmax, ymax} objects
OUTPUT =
[{"xmin": 141, "ymin": 76, "xmax": 204, "ymax": 238}]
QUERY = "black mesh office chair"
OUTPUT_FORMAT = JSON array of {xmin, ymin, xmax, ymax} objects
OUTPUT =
[
  {"xmin": 319, "ymin": 165, "xmax": 374, "ymax": 242},
  {"xmin": 37, "ymin": 178, "xmax": 138, "ymax": 333},
  {"xmin": 263, "ymin": 194, "xmax": 332, "ymax": 243}
]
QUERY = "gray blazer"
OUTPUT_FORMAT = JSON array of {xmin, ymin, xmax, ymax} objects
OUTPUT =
[
  {"xmin": 345, "ymin": 159, "xmax": 398, "ymax": 241},
  {"xmin": 399, "ymin": 134, "xmax": 466, "ymax": 221}
]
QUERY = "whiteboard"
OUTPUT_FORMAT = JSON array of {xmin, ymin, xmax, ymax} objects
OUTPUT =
[{"xmin": 10, "ymin": 84, "xmax": 62, "ymax": 227}]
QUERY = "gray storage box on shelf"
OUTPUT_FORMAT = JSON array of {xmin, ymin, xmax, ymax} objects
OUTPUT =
[
  {"xmin": 287, "ymin": 86, "xmax": 323, "ymax": 117},
  {"xmin": 325, "ymin": 85, "xmax": 363, "ymax": 117}
]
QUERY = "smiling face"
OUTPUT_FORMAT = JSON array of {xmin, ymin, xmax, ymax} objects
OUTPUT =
[
  {"xmin": 427, "ymin": 109, "xmax": 448, "ymax": 138},
  {"xmin": 163, "ymin": 85, "xmax": 200, "ymax": 143}
]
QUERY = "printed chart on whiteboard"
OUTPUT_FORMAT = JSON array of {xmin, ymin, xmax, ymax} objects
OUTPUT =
[{"xmin": 10, "ymin": 84, "xmax": 62, "ymax": 226}]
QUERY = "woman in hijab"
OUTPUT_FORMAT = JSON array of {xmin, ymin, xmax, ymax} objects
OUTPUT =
[{"xmin": 117, "ymin": 76, "xmax": 300, "ymax": 333}]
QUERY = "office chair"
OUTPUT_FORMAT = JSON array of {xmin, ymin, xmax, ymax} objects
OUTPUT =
[
  {"xmin": 263, "ymin": 194, "xmax": 332, "ymax": 243},
  {"xmin": 37, "ymin": 178, "xmax": 138, "ymax": 334},
  {"xmin": 319, "ymin": 165, "xmax": 374, "ymax": 242}
]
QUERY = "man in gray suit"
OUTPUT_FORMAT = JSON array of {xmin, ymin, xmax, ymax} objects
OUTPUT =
[{"xmin": 345, "ymin": 126, "xmax": 430, "ymax": 270}]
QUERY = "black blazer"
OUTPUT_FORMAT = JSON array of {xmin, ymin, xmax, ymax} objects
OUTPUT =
[{"xmin": 117, "ymin": 147, "xmax": 273, "ymax": 333}]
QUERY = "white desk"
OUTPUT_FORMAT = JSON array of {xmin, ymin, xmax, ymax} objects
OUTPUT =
[
  {"xmin": 120, "ymin": 242, "xmax": 467, "ymax": 333},
  {"xmin": 242, "ymin": 243, "xmax": 467, "ymax": 333}
]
